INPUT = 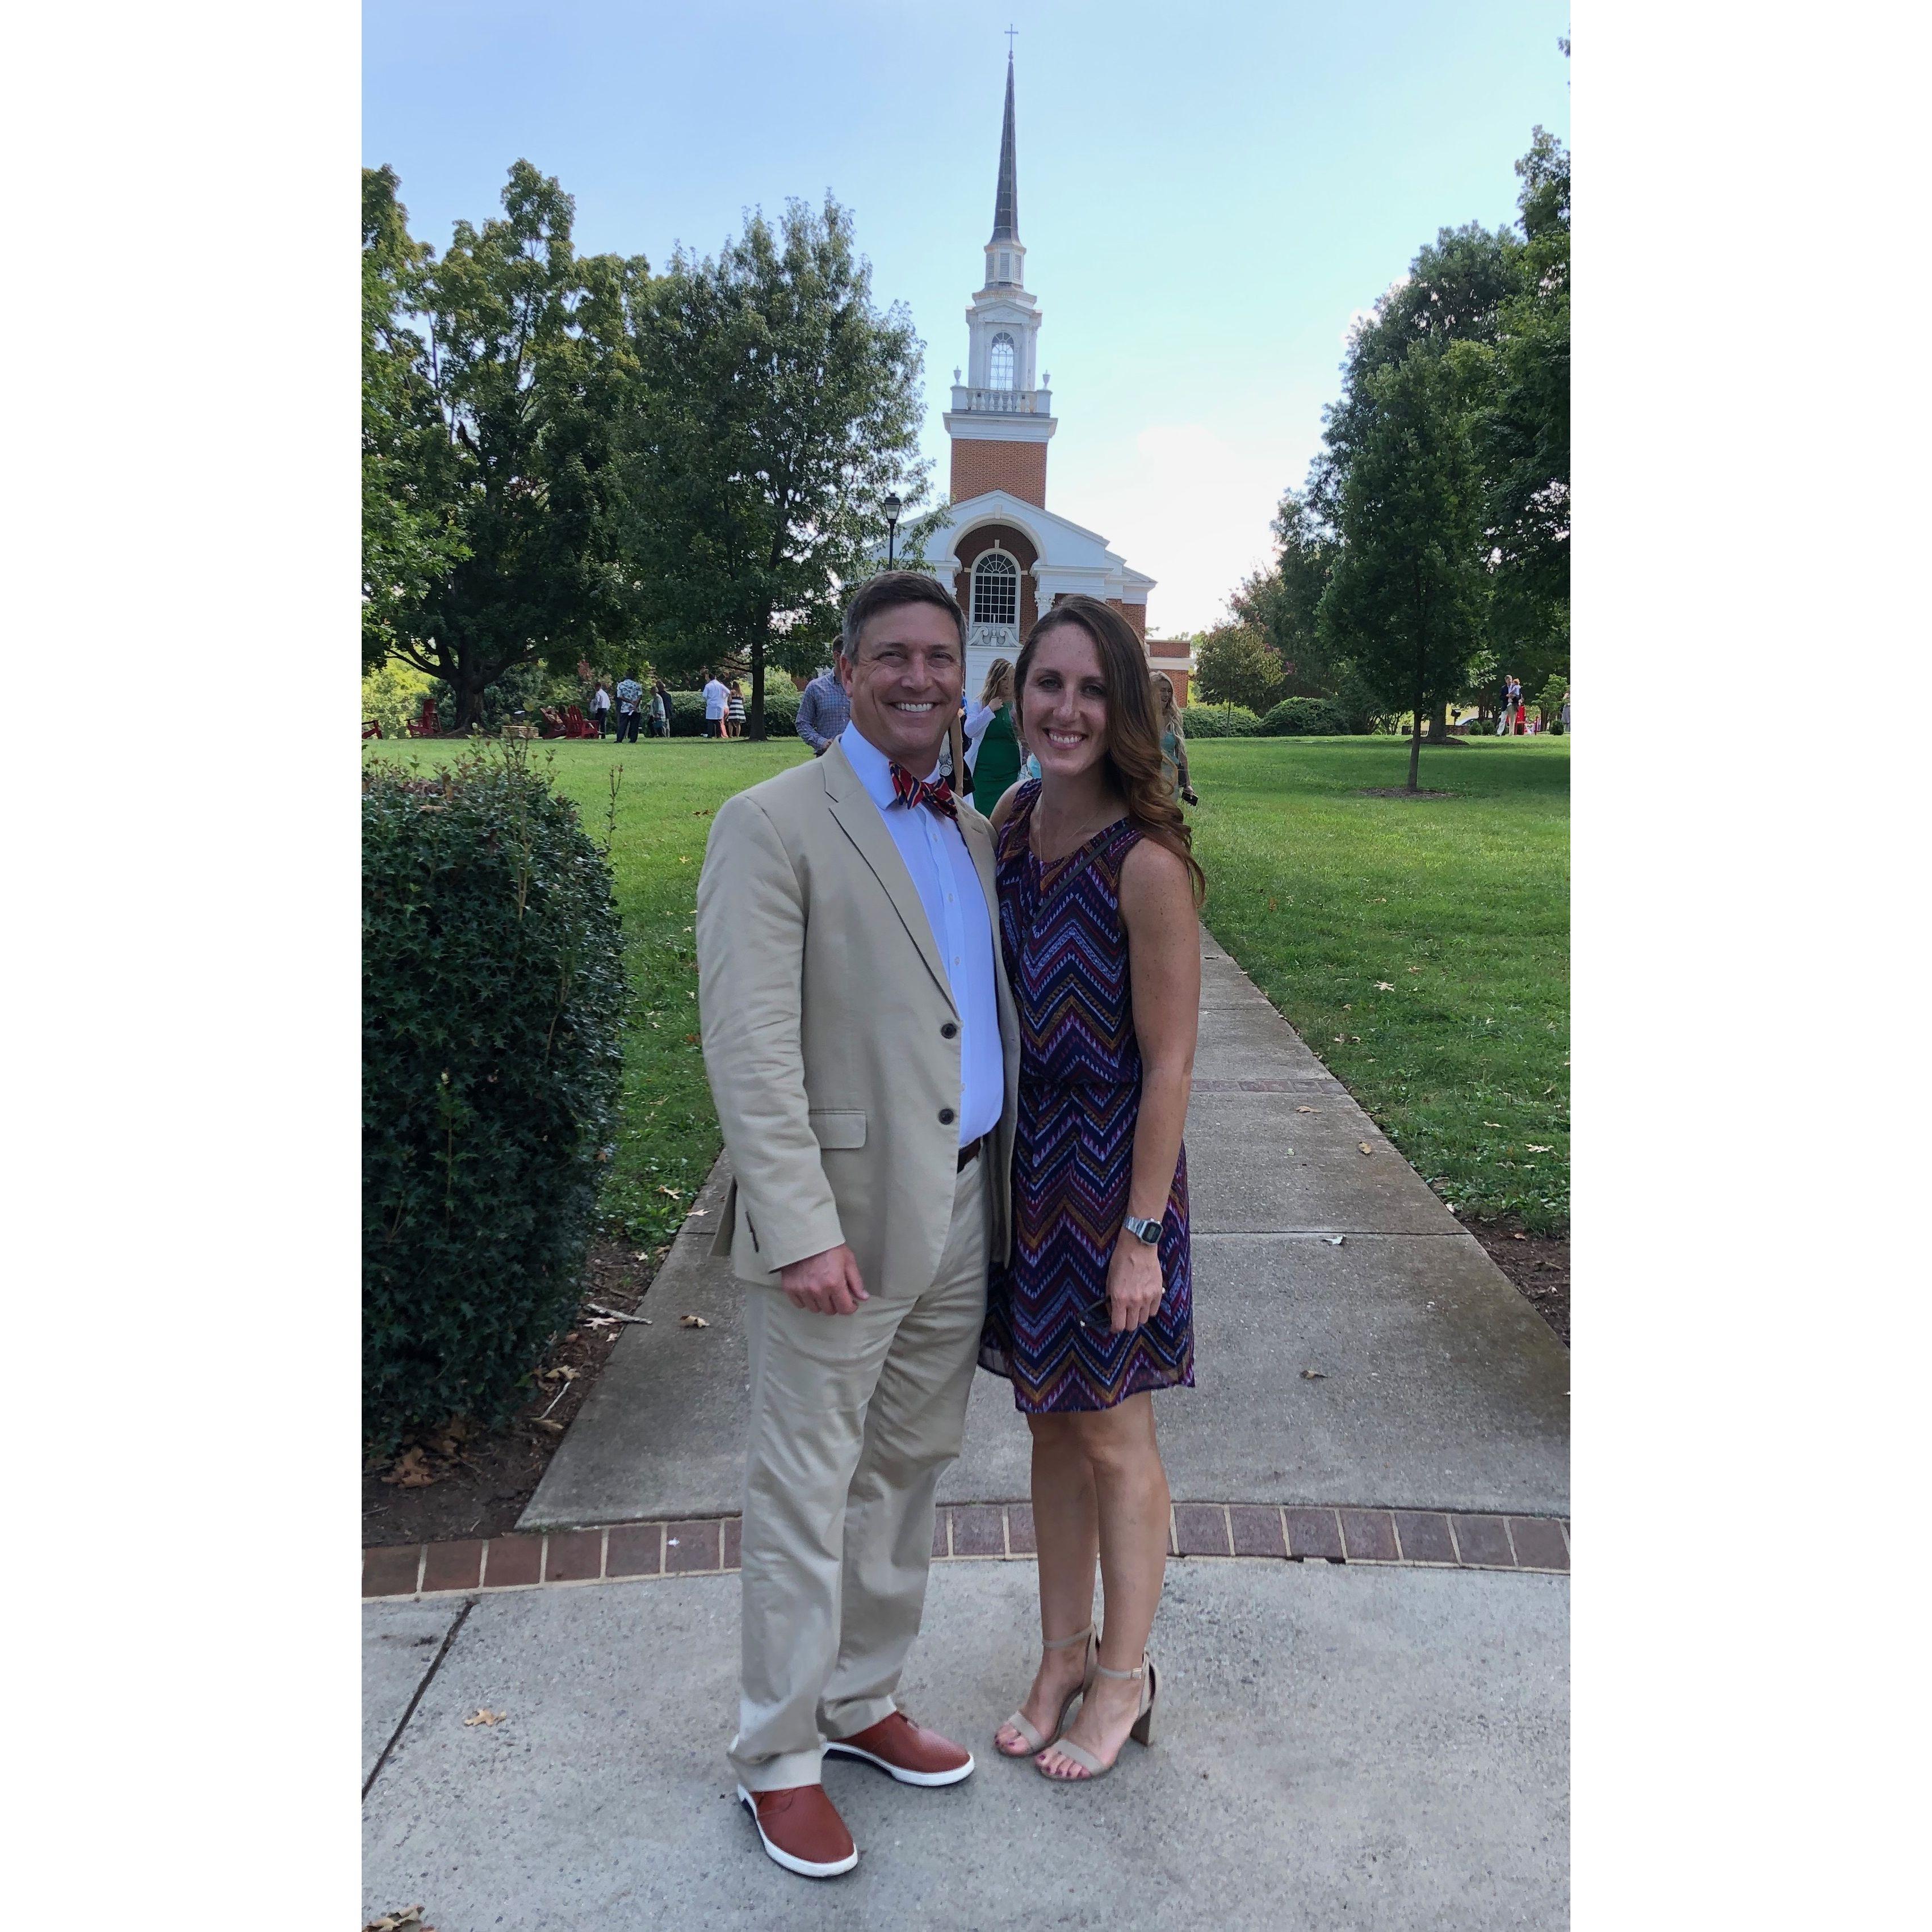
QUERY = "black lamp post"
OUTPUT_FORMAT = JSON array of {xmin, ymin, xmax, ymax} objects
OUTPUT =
[{"xmin": 883, "ymin": 491, "xmax": 902, "ymax": 568}]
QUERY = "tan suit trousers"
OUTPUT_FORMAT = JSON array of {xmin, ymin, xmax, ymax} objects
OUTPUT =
[{"xmin": 729, "ymin": 1156, "xmax": 988, "ymax": 1791}]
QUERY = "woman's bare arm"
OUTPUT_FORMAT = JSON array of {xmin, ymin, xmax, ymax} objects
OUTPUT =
[{"xmin": 1104, "ymin": 836, "xmax": 1201, "ymax": 1328}]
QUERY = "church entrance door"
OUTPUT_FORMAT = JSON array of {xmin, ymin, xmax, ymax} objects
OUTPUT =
[{"xmin": 967, "ymin": 551, "xmax": 1022, "ymax": 706}]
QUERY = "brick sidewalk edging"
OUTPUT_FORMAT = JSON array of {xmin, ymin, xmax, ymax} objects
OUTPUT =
[{"xmin": 364, "ymin": 1503, "xmax": 1569, "ymax": 1600}]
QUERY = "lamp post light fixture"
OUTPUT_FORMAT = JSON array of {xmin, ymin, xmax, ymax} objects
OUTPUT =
[{"xmin": 883, "ymin": 492, "xmax": 902, "ymax": 568}]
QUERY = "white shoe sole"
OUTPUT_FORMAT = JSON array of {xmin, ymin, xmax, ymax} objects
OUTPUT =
[
  {"xmin": 736, "ymin": 1785, "xmax": 858, "ymax": 1878},
  {"xmin": 821, "ymin": 1740, "xmax": 976, "ymax": 1787}
]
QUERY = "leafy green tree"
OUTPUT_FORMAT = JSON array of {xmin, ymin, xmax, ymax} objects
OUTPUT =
[
  {"xmin": 620, "ymin": 197, "xmax": 929, "ymax": 738},
  {"xmin": 1192, "ymin": 622, "xmax": 1286, "ymax": 714},
  {"xmin": 363, "ymin": 166, "xmax": 467, "ymax": 673},
  {"xmin": 1231, "ymin": 489, "xmax": 1342, "ymax": 694},
  {"xmin": 1481, "ymin": 128, "xmax": 1570, "ymax": 695},
  {"xmin": 361, "ymin": 162, "xmax": 650, "ymax": 730},
  {"xmin": 1318, "ymin": 350, "xmax": 1489, "ymax": 791}
]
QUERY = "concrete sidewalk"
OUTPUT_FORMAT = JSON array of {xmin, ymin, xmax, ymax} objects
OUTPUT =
[
  {"xmin": 519, "ymin": 934, "xmax": 1568, "ymax": 1526},
  {"xmin": 364, "ymin": 933, "xmax": 1569, "ymax": 1929},
  {"xmin": 363, "ymin": 1560, "xmax": 1567, "ymax": 1930}
]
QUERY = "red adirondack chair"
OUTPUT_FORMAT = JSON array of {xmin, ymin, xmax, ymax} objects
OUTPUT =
[
  {"xmin": 561, "ymin": 705, "xmax": 599, "ymax": 739},
  {"xmin": 362, "ymin": 719, "xmax": 383, "ymax": 740},
  {"xmin": 405, "ymin": 697, "xmax": 440, "ymax": 738}
]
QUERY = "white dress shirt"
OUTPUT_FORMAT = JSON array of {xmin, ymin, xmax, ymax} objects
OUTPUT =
[
  {"xmin": 703, "ymin": 678, "xmax": 728, "ymax": 719},
  {"xmin": 840, "ymin": 724, "xmax": 1003, "ymax": 1147}
]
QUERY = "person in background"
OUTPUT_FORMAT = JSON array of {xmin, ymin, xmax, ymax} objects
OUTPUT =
[
  {"xmin": 727, "ymin": 680, "xmax": 747, "ymax": 739},
  {"xmin": 590, "ymin": 681, "xmax": 613, "ymax": 737},
  {"xmin": 615, "ymin": 670, "xmax": 645, "ymax": 744},
  {"xmin": 702, "ymin": 668, "xmax": 730, "ymax": 740},
  {"xmin": 1560, "ymin": 689, "xmax": 1571, "ymax": 735},
  {"xmin": 1153, "ymin": 673, "xmax": 1198, "ymax": 807},
  {"xmin": 1514, "ymin": 688, "xmax": 1527, "ymax": 736},
  {"xmin": 969, "ymin": 659, "xmax": 1022, "ymax": 816},
  {"xmin": 651, "ymin": 678, "xmax": 672, "ymax": 737},
  {"xmin": 796, "ymin": 663, "xmax": 852, "ymax": 755}
]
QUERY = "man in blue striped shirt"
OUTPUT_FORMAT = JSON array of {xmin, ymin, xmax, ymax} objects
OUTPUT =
[{"xmin": 795, "ymin": 667, "xmax": 852, "ymax": 756}]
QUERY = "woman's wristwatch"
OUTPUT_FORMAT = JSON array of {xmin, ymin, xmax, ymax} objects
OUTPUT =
[{"xmin": 1121, "ymin": 1214, "xmax": 1162, "ymax": 1246}]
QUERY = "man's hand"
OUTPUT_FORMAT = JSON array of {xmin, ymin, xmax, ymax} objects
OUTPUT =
[
  {"xmin": 779, "ymin": 1243, "xmax": 869, "ymax": 1316},
  {"xmin": 1104, "ymin": 1233, "xmax": 1166, "ymax": 1334}
]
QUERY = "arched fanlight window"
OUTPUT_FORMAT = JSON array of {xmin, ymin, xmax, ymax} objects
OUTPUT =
[
  {"xmin": 971, "ymin": 550, "xmax": 1019, "ymax": 627},
  {"xmin": 988, "ymin": 333, "xmax": 1016, "ymax": 391}
]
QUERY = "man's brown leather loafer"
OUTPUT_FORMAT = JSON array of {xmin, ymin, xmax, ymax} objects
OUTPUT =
[
  {"xmin": 823, "ymin": 1710, "xmax": 975, "ymax": 1787},
  {"xmin": 736, "ymin": 1783, "xmax": 858, "ymax": 1878}
]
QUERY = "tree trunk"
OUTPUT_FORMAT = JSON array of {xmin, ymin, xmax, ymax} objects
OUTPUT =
[
  {"xmin": 451, "ymin": 665, "xmax": 484, "ymax": 735},
  {"xmin": 747, "ymin": 638, "xmax": 768, "ymax": 743},
  {"xmin": 1423, "ymin": 702, "xmax": 1451, "ymax": 744},
  {"xmin": 1407, "ymin": 710, "xmax": 1423, "ymax": 791}
]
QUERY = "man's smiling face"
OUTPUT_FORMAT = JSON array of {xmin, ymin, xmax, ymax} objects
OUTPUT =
[{"xmin": 839, "ymin": 600, "xmax": 964, "ymax": 773}]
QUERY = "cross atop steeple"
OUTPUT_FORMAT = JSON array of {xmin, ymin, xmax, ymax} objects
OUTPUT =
[{"xmin": 989, "ymin": 50, "xmax": 1020, "ymax": 246}]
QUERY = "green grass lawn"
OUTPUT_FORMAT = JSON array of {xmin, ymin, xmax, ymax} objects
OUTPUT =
[
  {"xmin": 1187, "ymin": 735, "xmax": 1569, "ymax": 1231},
  {"xmin": 370, "ymin": 730, "xmax": 1569, "ymax": 1242}
]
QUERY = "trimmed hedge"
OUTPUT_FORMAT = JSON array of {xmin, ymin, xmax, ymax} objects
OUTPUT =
[
  {"xmin": 363, "ymin": 744, "xmax": 627, "ymax": 1451},
  {"xmin": 1258, "ymin": 696, "xmax": 1353, "ymax": 736},
  {"xmin": 1179, "ymin": 702, "xmax": 1263, "ymax": 738}
]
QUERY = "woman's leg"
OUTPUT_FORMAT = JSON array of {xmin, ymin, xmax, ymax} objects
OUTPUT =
[
  {"xmin": 993, "ymin": 1413, "xmax": 1099, "ymax": 1754},
  {"xmin": 1037, "ymin": 1393, "xmax": 1171, "ymax": 1778}
]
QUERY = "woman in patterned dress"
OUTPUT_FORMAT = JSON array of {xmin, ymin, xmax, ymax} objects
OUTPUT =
[{"xmin": 979, "ymin": 595, "xmax": 1204, "ymax": 1783}]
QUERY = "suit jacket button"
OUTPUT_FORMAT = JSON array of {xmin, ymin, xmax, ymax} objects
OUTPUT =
[
  {"xmin": 941, "ymin": 1021, "xmax": 959, "ymax": 1039},
  {"xmin": 938, "ymin": 1107, "xmax": 956, "ymax": 1125}
]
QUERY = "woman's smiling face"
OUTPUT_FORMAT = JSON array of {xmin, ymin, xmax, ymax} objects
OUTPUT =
[{"xmin": 1021, "ymin": 623, "xmax": 1109, "ymax": 781}]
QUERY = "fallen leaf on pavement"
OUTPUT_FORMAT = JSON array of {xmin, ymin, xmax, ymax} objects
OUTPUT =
[
  {"xmin": 680, "ymin": 1314, "xmax": 710, "ymax": 1329},
  {"xmin": 464, "ymin": 1709, "xmax": 506, "ymax": 1727},
  {"xmin": 1357, "ymin": 1142, "xmax": 1373, "ymax": 1155},
  {"xmin": 363, "ymin": 1910, "xmax": 429, "ymax": 1932},
  {"xmin": 1296, "ymin": 1105, "xmax": 1319, "ymax": 1114},
  {"xmin": 1300, "ymin": 1368, "xmax": 1328, "ymax": 1381},
  {"xmin": 1324, "ymin": 1236, "xmax": 1345, "ymax": 1246}
]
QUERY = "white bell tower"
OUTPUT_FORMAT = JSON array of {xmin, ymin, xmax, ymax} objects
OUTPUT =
[{"xmin": 944, "ymin": 50, "xmax": 1055, "ymax": 511}]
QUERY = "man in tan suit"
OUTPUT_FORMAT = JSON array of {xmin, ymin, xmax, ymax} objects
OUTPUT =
[{"xmin": 695, "ymin": 572, "xmax": 1019, "ymax": 1880}]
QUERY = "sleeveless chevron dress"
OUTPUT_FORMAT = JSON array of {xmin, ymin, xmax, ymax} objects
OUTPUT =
[{"xmin": 980, "ymin": 782, "xmax": 1195, "ymax": 1413}]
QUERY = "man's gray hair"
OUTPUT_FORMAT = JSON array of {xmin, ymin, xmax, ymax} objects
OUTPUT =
[{"xmin": 840, "ymin": 571, "xmax": 967, "ymax": 663}]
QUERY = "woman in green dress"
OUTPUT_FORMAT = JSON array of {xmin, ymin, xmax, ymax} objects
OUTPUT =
[{"xmin": 969, "ymin": 657, "xmax": 1024, "ymax": 815}]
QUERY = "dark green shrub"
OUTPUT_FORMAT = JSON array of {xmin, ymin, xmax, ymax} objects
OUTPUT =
[
  {"xmin": 363, "ymin": 743, "xmax": 627, "ymax": 1451},
  {"xmin": 1259, "ymin": 695, "xmax": 1352, "ymax": 736},
  {"xmin": 1179, "ymin": 702, "xmax": 1262, "ymax": 739}
]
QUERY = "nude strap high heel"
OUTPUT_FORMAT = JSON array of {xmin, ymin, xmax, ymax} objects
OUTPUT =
[
  {"xmin": 1035, "ymin": 1650, "xmax": 1159, "ymax": 1782},
  {"xmin": 994, "ymin": 1625, "xmax": 1097, "ymax": 1757}
]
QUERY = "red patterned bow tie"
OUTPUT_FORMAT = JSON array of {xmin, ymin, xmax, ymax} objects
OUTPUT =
[{"xmin": 890, "ymin": 763, "xmax": 958, "ymax": 820}]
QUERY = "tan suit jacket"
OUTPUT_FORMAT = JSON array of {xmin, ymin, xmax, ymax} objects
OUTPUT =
[{"xmin": 695, "ymin": 739, "xmax": 1019, "ymax": 1296}]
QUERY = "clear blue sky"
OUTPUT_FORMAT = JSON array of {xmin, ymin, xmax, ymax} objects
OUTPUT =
[{"xmin": 364, "ymin": 0, "xmax": 1570, "ymax": 634}]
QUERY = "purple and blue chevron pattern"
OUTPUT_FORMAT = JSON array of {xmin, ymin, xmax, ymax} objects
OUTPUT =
[{"xmin": 980, "ymin": 782, "xmax": 1194, "ymax": 1414}]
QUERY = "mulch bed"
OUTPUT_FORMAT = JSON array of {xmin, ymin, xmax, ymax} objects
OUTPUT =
[
  {"xmin": 362, "ymin": 1238, "xmax": 668, "ymax": 1548},
  {"xmin": 1467, "ymin": 1217, "xmax": 1569, "ymax": 1346}
]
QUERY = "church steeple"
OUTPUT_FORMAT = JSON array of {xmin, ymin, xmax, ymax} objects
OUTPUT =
[
  {"xmin": 990, "ymin": 52, "xmax": 1020, "ymax": 245},
  {"xmin": 946, "ymin": 46, "xmax": 1054, "ymax": 509},
  {"xmin": 982, "ymin": 53, "xmax": 1025, "ymax": 291}
]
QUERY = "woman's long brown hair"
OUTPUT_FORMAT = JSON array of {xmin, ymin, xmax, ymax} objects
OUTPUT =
[{"xmin": 1013, "ymin": 595, "xmax": 1206, "ymax": 906}]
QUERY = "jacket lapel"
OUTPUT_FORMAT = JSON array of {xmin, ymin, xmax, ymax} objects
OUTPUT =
[{"xmin": 822, "ymin": 741, "xmax": 958, "ymax": 1014}]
